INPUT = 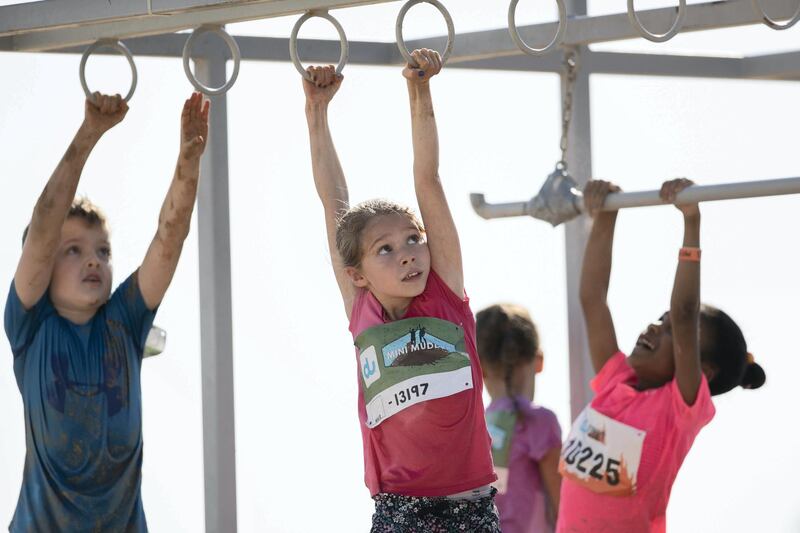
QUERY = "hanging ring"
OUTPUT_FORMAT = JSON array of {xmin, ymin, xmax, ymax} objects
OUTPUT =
[
  {"xmin": 508, "ymin": 0, "xmax": 567, "ymax": 56},
  {"xmin": 79, "ymin": 39, "xmax": 138, "ymax": 102},
  {"xmin": 183, "ymin": 25, "xmax": 241, "ymax": 96},
  {"xmin": 752, "ymin": 0, "xmax": 800, "ymax": 30},
  {"xmin": 627, "ymin": 0, "xmax": 686, "ymax": 43},
  {"xmin": 396, "ymin": 0, "xmax": 455, "ymax": 67},
  {"xmin": 290, "ymin": 10, "xmax": 350, "ymax": 81}
]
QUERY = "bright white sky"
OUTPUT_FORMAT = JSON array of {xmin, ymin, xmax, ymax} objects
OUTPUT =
[{"xmin": 1, "ymin": 1, "xmax": 799, "ymax": 532}]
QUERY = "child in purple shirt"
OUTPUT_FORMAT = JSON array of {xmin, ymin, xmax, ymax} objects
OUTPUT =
[{"xmin": 477, "ymin": 304, "xmax": 562, "ymax": 533}]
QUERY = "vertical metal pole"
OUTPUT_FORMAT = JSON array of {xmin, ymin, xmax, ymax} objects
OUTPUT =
[
  {"xmin": 563, "ymin": 0, "xmax": 594, "ymax": 421},
  {"xmin": 195, "ymin": 53, "xmax": 238, "ymax": 533}
]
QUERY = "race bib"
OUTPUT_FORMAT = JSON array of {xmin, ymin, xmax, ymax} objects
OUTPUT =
[
  {"xmin": 486, "ymin": 409, "xmax": 517, "ymax": 494},
  {"xmin": 355, "ymin": 317, "xmax": 474, "ymax": 428},
  {"xmin": 559, "ymin": 406, "xmax": 646, "ymax": 496}
]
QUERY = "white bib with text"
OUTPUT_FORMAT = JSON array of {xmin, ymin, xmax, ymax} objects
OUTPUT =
[{"xmin": 559, "ymin": 406, "xmax": 646, "ymax": 496}]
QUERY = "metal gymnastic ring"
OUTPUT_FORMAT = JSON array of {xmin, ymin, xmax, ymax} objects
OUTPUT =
[
  {"xmin": 289, "ymin": 10, "xmax": 350, "ymax": 81},
  {"xmin": 79, "ymin": 39, "xmax": 138, "ymax": 102},
  {"xmin": 183, "ymin": 25, "xmax": 241, "ymax": 96},
  {"xmin": 627, "ymin": 0, "xmax": 686, "ymax": 43},
  {"xmin": 396, "ymin": 0, "xmax": 455, "ymax": 67},
  {"xmin": 508, "ymin": 0, "xmax": 567, "ymax": 56},
  {"xmin": 752, "ymin": 0, "xmax": 800, "ymax": 30}
]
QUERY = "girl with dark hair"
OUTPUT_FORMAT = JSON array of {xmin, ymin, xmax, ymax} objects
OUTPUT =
[
  {"xmin": 477, "ymin": 304, "xmax": 562, "ymax": 533},
  {"xmin": 557, "ymin": 178, "xmax": 765, "ymax": 533}
]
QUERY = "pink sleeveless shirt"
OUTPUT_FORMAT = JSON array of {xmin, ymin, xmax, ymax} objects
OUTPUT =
[{"xmin": 349, "ymin": 270, "xmax": 496, "ymax": 497}]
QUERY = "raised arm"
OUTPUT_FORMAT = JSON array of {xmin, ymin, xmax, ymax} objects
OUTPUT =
[
  {"xmin": 138, "ymin": 93, "xmax": 209, "ymax": 310},
  {"xmin": 15, "ymin": 94, "xmax": 127, "ymax": 309},
  {"xmin": 662, "ymin": 178, "xmax": 702, "ymax": 405},
  {"xmin": 403, "ymin": 49, "xmax": 463, "ymax": 297},
  {"xmin": 579, "ymin": 180, "xmax": 622, "ymax": 374},
  {"xmin": 303, "ymin": 66, "xmax": 354, "ymax": 318}
]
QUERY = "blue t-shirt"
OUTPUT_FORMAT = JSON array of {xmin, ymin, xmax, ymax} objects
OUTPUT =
[{"xmin": 4, "ymin": 272, "xmax": 155, "ymax": 532}]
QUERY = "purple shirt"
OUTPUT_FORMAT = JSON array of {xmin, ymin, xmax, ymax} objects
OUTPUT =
[{"xmin": 487, "ymin": 397, "xmax": 562, "ymax": 533}]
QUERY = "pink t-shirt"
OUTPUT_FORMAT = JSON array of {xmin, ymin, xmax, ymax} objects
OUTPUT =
[
  {"xmin": 349, "ymin": 270, "xmax": 496, "ymax": 497},
  {"xmin": 557, "ymin": 352, "xmax": 715, "ymax": 533},
  {"xmin": 487, "ymin": 397, "xmax": 562, "ymax": 533}
]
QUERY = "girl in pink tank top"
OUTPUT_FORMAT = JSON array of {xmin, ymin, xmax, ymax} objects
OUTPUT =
[
  {"xmin": 558, "ymin": 179, "xmax": 766, "ymax": 533},
  {"xmin": 302, "ymin": 50, "xmax": 498, "ymax": 532}
]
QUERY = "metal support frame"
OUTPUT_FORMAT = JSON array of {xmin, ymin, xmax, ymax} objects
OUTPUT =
[
  {"xmin": 3, "ymin": 0, "xmax": 800, "ymax": 529},
  {"xmin": 196, "ymin": 55, "xmax": 238, "ymax": 533},
  {"xmin": 561, "ymin": 1, "xmax": 593, "ymax": 423},
  {"xmin": 2, "ymin": 0, "xmax": 798, "ymax": 53}
]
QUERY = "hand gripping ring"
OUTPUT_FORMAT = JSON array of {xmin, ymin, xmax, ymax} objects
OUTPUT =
[
  {"xmin": 396, "ymin": 0, "xmax": 455, "ymax": 67},
  {"xmin": 627, "ymin": 0, "xmax": 686, "ymax": 43},
  {"xmin": 752, "ymin": 0, "xmax": 800, "ymax": 30},
  {"xmin": 508, "ymin": 0, "xmax": 567, "ymax": 56},
  {"xmin": 79, "ymin": 39, "xmax": 138, "ymax": 102},
  {"xmin": 183, "ymin": 25, "xmax": 241, "ymax": 96},
  {"xmin": 289, "ymin": 10, "xmax": 350, "ymax": 81}
]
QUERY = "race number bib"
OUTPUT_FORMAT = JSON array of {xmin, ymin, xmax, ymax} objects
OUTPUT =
[
  {"xmin": 355, "ymin": 317, "xmax": 473, "ymax": 428},
  {"xmin": 486, "ymin": 410, "xmax": 517, "ymax": 494},
  {"xmin": 559, "ymin": 406, "xmax": 646, "ymax": 496}
]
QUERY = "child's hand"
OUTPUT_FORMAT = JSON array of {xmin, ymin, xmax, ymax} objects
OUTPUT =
[
  {"xmin": 660, "ymin": 178, "xmax": 699, "ymax": 217},
  {"xmin": 180, "ymin": 92, "xmax": 210, "ymax": 162},
  {"xmin": 402, "ymin": 48, "xmax": 442, "ymax": 83},
  {"xmin": 83, "ymin": 93, "xmax": 128, "ymax": 136},
  {"xmin": 583, "ymin": 180, "xmax": 621, "ymax": 218},
  {"xmin": 303, "ymin": 65, "xmax": 343, "ymax": 106}
]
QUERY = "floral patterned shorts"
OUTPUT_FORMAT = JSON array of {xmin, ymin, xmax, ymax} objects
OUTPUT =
[{"xmin": 370, "ymin": 489, "xmax": 501, "ymax": 533}]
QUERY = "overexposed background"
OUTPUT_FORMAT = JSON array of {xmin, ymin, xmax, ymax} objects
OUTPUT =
[{"xmin": 1, "ymin": 0, "xmax": 799, "ymax": 531}]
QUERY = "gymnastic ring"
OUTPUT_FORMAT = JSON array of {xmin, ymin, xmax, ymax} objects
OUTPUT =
[
  {"xmin": 290, "ymin": 10, "xmax": 350, "ymax": 81},
  {"xmin": 79, "ymin": 39, "xmax": 138, "ymax": 102},
  {"xmin": 508, "ymin": 0, "xmax": 567, "ymax": 56},
  {"xmin": 752, "ymin": 0, "xmax": 800, "ymax": 30},
  {"xmin": 396, "ymin": 0, "xmax": 455, "ymax": 67},
  {"xmin": 627, "ymin": 0, "xmax": 686, "ymax": 43},
  {"xmin": 183, "ymin": 25, "xmax": 241, "ymax": 96}
]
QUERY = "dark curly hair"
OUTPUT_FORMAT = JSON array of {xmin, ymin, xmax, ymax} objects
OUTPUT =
[{"xmin": 700, "ymin": 304, "xmax": 766, "ymax": 396}]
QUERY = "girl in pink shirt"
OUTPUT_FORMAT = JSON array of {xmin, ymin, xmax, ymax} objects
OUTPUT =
[
  {"xmin": 558, "ymin": 179, "xmax": 766, "ymax": 533},
  {"xmin": 303, "ymin": 50, "xmax": 498, "ymax": 532},
  {"xmin": 477, "ymin": 304, "xmax": 563, "ymax": 533}
]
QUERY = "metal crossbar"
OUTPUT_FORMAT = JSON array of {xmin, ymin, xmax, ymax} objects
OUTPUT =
[
  {"xmin": 471, "ymin": 177, "xmax": 800, "ymax": 225},
  {"xmin": 1, "ymin": 0, "xmax": 798, "ymax": 52}
]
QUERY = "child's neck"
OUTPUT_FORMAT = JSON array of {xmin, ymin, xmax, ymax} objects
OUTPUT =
[
  {"xmin": 374, "ymin": 293, "xmax": 414, "ymax": 321},
  {"xmin": 55, "ymin": 304, "xmax": 98, "ymax": 326}
]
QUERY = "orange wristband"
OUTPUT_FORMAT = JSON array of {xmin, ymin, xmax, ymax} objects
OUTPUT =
[{"xmin": 678, "ymin": 247, "xmax": 701, "ymax": 262}]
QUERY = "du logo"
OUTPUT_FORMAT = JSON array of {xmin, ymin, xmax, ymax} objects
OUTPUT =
[{"xmin": 359, "ymin": 345, "xmax": 381, "ymax": 388}]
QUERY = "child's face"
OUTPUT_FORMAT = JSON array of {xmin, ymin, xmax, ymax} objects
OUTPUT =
[
  {"xmin": 349, "ymin": 213, "xmax": 430, "ymax": 301},
  {"xmin": 49, "ymin": 217, "xmax": 113, "ymax": 320},
  {"xmin": 627, "ymin": 312, "xmax": 676, "ymax": 389}
]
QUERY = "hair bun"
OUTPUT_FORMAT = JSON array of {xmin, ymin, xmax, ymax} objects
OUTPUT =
[{"xmin": 741, "ymin": 362, "xmax": 766, "ymax": 390}]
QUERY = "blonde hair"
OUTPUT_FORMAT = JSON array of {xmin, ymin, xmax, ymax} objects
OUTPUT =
[{"xmin": 335, "ymin": 199, "xmax": 424, "ymax": 268}]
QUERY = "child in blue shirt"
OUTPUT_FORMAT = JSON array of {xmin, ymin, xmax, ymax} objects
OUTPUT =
[{"xmin": 4, "ymin": 92, "xmax": 209, "ymax": 532}]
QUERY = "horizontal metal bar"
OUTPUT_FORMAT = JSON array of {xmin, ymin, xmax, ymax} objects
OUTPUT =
[
  {"xmin": 3, "ymin": 0, "xmax": 798, "ymax": 54},
  {"xmin": 600, "ymin": 177, "xmax": 800, "ymax": 210},
  {"xmin": 472, "ymin": 177, "xmax": 800, "ymax": 221},
  {"xmin": 1, "ymin": 0, "xmax": 399, "ymax": 52},
  {"xmin": 21, "ymin": 32, "xmax": 397, "ymax": 65},
  {"xmin": 470, "ymin": 195, "xmax": 533, "ymax": 220},
  {"xmin": 405, "ymin": 0, "xmax": 797, "ymax": 64},
  {"xmin": 742, "ymin": 50, "xmax": 800, "ymax": 80},
  {"xmin": 4, "ymin": 30, "xmax": 800, "ymax": 82}
]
